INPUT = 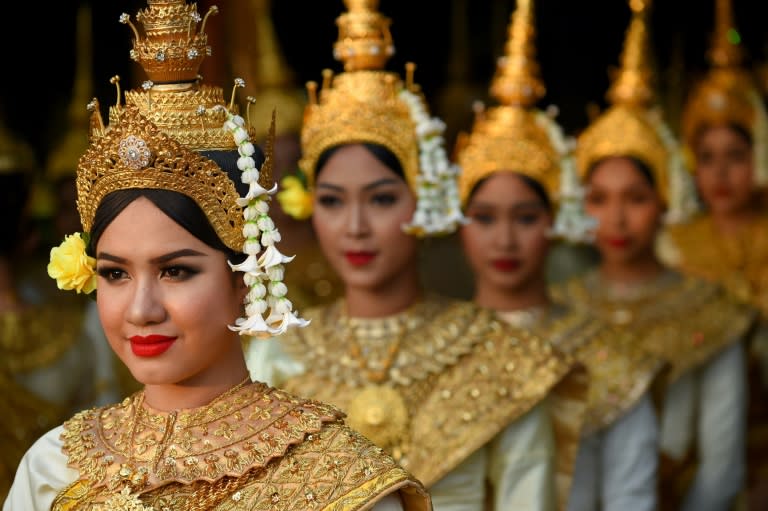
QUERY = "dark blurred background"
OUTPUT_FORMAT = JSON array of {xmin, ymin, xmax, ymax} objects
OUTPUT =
[{"xmin": 1, "ymin": 0, "xmax": 767, "ymax": 171}]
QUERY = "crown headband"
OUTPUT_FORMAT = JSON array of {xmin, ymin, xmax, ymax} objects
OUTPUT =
[
  {"xmin": 50, "ymin": 0, "xmax": 308, "ymax": 338},
  {"xmin": 680, "ymin": 0, "xmax": 768, "ymax": 186},
  {"xmin": 456, "ymin": 0, "xmax": 594, "ymax": 243},
  {"xmin": 575, "ymin": 0, "xmax": 698, "ymax": 225},
  {"xmin": 285, "ymin": 0, "xmax": 466, "ymax": 236}
]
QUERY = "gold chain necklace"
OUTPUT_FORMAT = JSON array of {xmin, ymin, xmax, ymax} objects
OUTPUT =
[{"xmin": 337, "ymin": 303, "xmax": 412, "ymax": 461}]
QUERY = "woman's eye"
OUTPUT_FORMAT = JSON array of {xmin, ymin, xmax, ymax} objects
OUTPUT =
[
  {"xmin": 371, "ymin": 193, "xmax": 397, "ymax": 206},
  {"xmin": 585, "ymin": 194, "xmax": 605, "ymax": 206},
  {"xmin": 517, "ymin": 214, "xmax": 540, "ymax": 225},
  {"xmin": 161, "ymin": 266, "xmax": 197, "ymax": 280},
  {"xmin": 469, "ymin": 213, "xmax": 495, "ymax": 225},
  {"xmin": 97, "ymin": 267, "xmax": 126, "ymax": 281},
  {"xmin": 317, "ymin": 195, "xmax": 341, "ymax": 208}
]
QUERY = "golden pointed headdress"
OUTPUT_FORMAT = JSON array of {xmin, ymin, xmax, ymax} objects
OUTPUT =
[
  {"xmin": 456, "ymin": 0, "xmax": 556, "ymax": 202},
  {"xmin": 456, "ymin": 0, "xmax": 594, "ymax": 242},
  {"xmin": 576, "ymin": 0, "xmax": 697, "ymax": 222},
  {"xmin": 46, "ymin": 5, "xmax": 93, "ymax": 183},
  {"xmin": 681, "ymin": 0, "xmax": 768, "ymax": 185},
  {"xmin": 297, "ymin": 0, "xmax": 465, "ymax": 236},
  {"xmin": 70, "ymin": 0, "xmax": 307, "ymax": 336}
]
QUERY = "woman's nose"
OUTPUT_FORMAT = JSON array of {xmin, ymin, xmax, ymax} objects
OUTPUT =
[{"xmin": 125, "ymin": 279, "xmax": 166, "ymax": 326}]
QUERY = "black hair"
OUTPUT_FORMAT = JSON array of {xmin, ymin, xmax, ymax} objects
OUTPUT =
[
  {"xmin": 588, "ymin": 155, "xmax": 656, "ymax": 188},
  {"xmin": 467, "ymin": 172, "xmax": 552, "ymax": 211},
  {"xmin": 88, "ymin": 148, "xmax": 264, "ymax": 264},
  {"xmin": 315, "ymin": 143, "xmax": 405, "ymax": 180},
  {"xmin": 0, "ymin": 173, "xmax": 31, "ymax": 256}
]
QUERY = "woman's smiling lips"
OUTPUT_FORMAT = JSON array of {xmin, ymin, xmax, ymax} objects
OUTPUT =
[
  {"xmin": 345, "ymin": 251, "xmax": 377, "ymax": 266},
  {"xmin": 129, "ymin": 334, "xmax": 177, "ymax": 357}
]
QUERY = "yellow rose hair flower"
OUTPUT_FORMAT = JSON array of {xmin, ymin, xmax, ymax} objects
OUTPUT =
[
  {"xmin": 48, "ymin": 232, "xmax": 97, "ymax": 294},
  {"xmin": 277, "ymin": 174, "xmax": 313, "ymax": 220}
]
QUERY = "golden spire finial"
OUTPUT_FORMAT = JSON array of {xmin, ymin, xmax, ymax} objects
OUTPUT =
[
  {"xmin": 606, "ymin": 0, "xmax": 655, "ymax": 107},
  {"xmin": 122, "ymin": 0, "xmax": 218, "ymax": 83},
  {"xmin": 334, "ymin": 0, "xmax": 395, "ymax": 71},
  {"xmin": 47, "ymin": 4, "xmax": 93, "ymax": 181},
  {"xmin": 708, "ymin": 0, "xmax": 744, "ymax": 68},
  {"xmin": 490, "ymin": 0, "xmax": 545, "ymax": 108}
]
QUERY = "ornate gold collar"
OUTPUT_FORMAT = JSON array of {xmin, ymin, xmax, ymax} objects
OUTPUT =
[{"xmin": 61, "ymin": 380, "xmax": 343, "ymax": 494}]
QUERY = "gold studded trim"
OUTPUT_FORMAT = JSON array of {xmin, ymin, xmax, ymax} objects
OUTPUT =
[{"xmin": 279, "ymin": 295, "xmax": 575, "ymax": 487}]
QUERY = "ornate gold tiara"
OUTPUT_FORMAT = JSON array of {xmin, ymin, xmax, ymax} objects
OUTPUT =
[
  {"xmin": 575, "ymin": 0, "xmax": 670, "ymax": 200},
  {"xmin": 298, "ymin": 0, "xmax": 465, "ymax": 236},
  {"xmin": 680, "ymin": 0, "xmax": 768, "ymax": 185},
  {"xmin": 456, "ymin": 0, "xmax": 560, "ymax": 204},
  {"xmin": 76, "ymin": 105, "xmax": 245, "ymax": 251}
]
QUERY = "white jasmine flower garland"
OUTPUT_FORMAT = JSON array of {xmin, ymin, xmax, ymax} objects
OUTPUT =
[
  {"xmin": 222, "ymin": 110, "xmax": 309, "ymax": 337},
  {"xmin": 399, "ymin": 89, "xmax": 467, "ymax": 236}
]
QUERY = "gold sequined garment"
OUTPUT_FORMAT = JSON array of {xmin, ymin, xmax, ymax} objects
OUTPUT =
[
  {"xmin": 553, "ymin": 269, "xmax": 757, "ymax": 384},
  {"xmin": 496, "ymin": 304, "xmax": 667, "ymax": 435},
  {"xmin": 278, "ymin": 294, "xmax": 581, "ymax": 488},
  {"xmin": 51, "ymin": 381, "xmax": 431, "ymax": 511},
  {"xmin": 661, "ymin": 212, "xmax": 768, "ymax": 315}
]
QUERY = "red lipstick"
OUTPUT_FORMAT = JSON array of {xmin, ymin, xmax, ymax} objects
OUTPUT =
[
  {"xmin": 492, "ymin": 258, "xmax": 521, "ymax": 271},
  {"xmin": 345, "ymin": 251, "xmax": 376, "ymax": 266},
  {"xmin": 605, "ymin": 237, "xmax": 630, "ymax": 248},
  {"xmin": 129, "ymin": 334, "xmax": 177, "ymax": 357}
]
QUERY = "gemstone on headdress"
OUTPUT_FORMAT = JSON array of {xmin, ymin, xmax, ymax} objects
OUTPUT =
[{"xmin": 118, "ymin": 135, "xmax": 152, "ymax": 170}]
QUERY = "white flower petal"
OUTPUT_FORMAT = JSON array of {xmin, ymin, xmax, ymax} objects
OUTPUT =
[{"xmin": 258, "ymin": 245, "xmax": 295, "ymax": 268}]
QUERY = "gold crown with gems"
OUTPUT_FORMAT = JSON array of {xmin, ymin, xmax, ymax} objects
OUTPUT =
[{"xmin": 296, "ymin": 0, "xmax": 466, "ymax": 236}]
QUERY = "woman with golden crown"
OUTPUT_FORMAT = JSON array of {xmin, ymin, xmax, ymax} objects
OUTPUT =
[
  {"xmin": 553, "ymin": 1, "xmax": 757, "ymax": 510},
  {"xmin": 2, "ymin": 2, "xmax": 431, "ymax": 510},
  {"xmin": 455, "ymin": 1, "xmax": 665, "ymax": 509},
  {"xmin": 655, "ymin": 0, "xmax": 768, "ymax": 505},
  {"xmin": 246, "ymin": 1, "xmax": 586, "ymax": 509}
]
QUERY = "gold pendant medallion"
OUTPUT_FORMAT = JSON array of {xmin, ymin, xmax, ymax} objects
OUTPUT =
[{"xmin": 346, "ymin": 385, "xmax": 409, "ymax": 459}]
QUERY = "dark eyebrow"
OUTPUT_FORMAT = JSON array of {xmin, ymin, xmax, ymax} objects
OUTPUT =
[
  {"xmin": 469, "ymin": 200, "xmax": 545, "ymax": 211},
  {"xmin": 97, "ymin": 249, "xmax": 208, "ymax": 265},
  {"xmin": 316, "ymin": 177, "xmax": 401, "ymax": 193}
]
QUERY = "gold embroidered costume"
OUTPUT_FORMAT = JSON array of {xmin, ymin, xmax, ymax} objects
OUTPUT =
[
  {"xmin": 569, "ymin": 1, "xmax": 755, "ymax": 508},
  {"xmin": 4, "ymin": 1, "xmax": 430, "ymax": 510},
  {"xmin": 657, "ymin": 0, "xmax": 768, "ymax": 500},
  {"xmin": 50, "ymin": 381, "xmax": 428, "ymax": 511},
  {"xmin": 270, "ymin": 296, "xmax": 580, "ymax": 489},
  {"xmin": 454, "ymin": 2, "xmax": 665, "ymax": 507}
]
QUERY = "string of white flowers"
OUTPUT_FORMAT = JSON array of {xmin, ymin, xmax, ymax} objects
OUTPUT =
[
  {"xmin": 399, "ymin": 88, "xmax": 467, "ymax": 236},
  {"xmin": 648, "ymin": 108, "xmax": 700, "ymax": 225},
  {"xmin": 536, "ymin": 109, "xmax": 597, "ymax": 243},
  {"xmin": 220, "ymin": 107, "xmax": 309, "ymax": 337}
]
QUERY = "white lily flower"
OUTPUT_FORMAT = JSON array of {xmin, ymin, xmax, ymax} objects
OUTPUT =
[
  {"xmin": 258, "ymin": 245, "xmax": 295, "ymax": 268},
  {"xmin": 228, "ymin": 254, "xmax": 262, "ymax": 274},
  {"xmin": 247, "ymin": 283, "xmax": 267, "ymax": 301},
  {"xmin": 229, "ymin": 313, "xmax": 270, "ymax": 335},
  {"xmin": 268, "ymin": 311, "xmax": 311, "ymax": 335}
]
